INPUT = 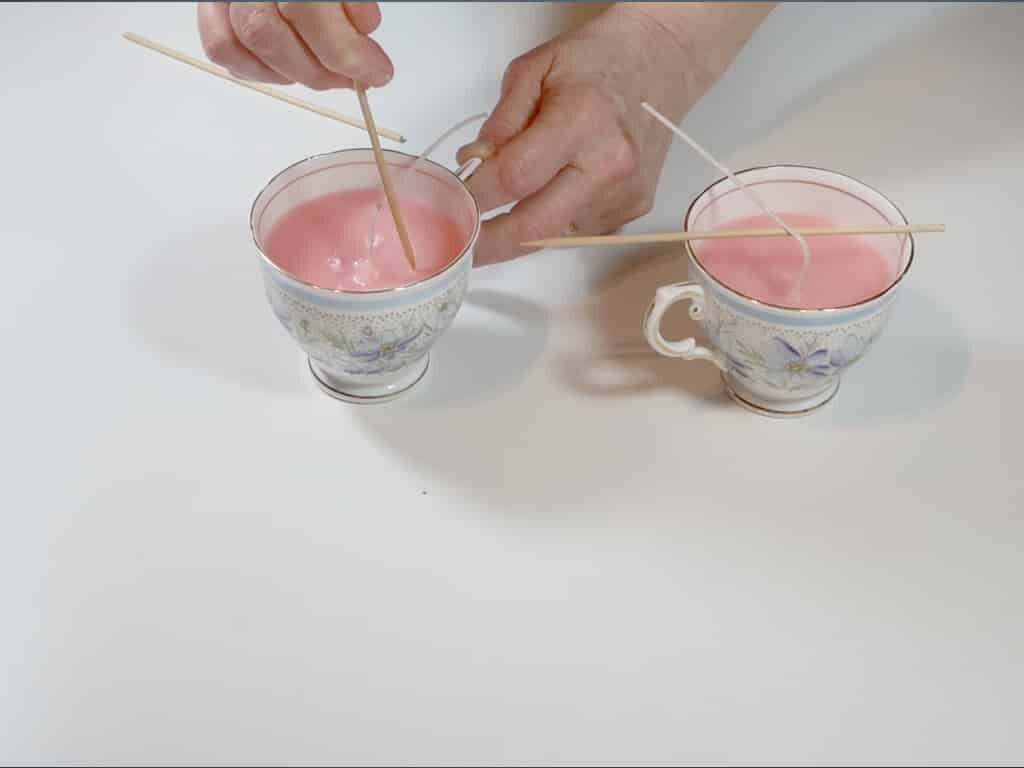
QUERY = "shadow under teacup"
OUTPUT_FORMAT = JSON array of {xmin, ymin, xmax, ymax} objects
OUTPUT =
[
  {"xmin": 250, "ymin": 148, "xmax": 482, "ymax": 403},
  {"xmin": 643, "ymin": 165, "xmax": 914, "ymax": 417}
]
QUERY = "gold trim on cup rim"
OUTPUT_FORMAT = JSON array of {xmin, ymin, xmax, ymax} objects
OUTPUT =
[
  {"xmin": 682, "ymin": 164, "xmax": 915, "ymax": 314},
  {"xmin": 249, "ymin": 148, "xmax": 482, "ymax": 297}
]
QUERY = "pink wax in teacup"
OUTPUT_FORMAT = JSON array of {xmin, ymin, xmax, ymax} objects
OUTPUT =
[
  {"xmin": 696, "ymin": 212, "xmax": 898, "ymax": 309},
  {"xmin": 251, "ymin": 147, "xmax": 482, "ymax": 403},
  {"xmin": 645, "ymin": 164, "xmax": 914, "ymax": 417},
  {"xmin": 265, "ymin": 188, "xmax": 466, "ymax": 291}
]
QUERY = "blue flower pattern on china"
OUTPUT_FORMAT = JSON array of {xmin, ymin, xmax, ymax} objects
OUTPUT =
[
  {"xmin": 702, "ymin": 298, "xmax": 886, "ymax": 393},
  {"xmin": 265, "ymin": 277, "xmax": 467, "ymax": 378}
]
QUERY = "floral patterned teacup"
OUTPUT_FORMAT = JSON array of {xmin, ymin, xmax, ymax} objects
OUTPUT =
[
  {"xmin": 643, "ymin": 166, "xmax": 914, "ymax": 417},
  {"xmin": 251, "ymin": 148, "xmax": 482, "ymax": 402}
]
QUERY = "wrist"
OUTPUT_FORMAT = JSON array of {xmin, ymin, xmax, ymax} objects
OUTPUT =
[
  {"xmin": 608, "ymin": 2, "xmax": 774, "ymax": 109},
  {"xmin": 597, "ymin": 3, "xmax": 707, "ymax": 121}
]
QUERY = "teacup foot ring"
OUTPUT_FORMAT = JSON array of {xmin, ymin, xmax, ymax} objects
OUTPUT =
[
  {"xmin": 308, "ymin": 355, "xmax": 429, "ymax": 404},
  {"xmin": 722, "ymin": 375, "xmax": 839, "ymax": 419}
]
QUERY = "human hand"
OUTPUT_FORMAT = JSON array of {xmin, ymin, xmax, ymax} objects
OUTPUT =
[
  {"xmin": 197, "ymin": 2, "xmax": 393, "ymax": 89},
  {"xmin": 457, "ymin": 3, "xmax": 771, "ymax": 266}
]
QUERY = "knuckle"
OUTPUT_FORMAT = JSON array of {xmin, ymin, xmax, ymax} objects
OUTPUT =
[
  {"xmin": 502, "ymin": 50, "xmax": 545, "ymax": 93},
  {"xmin": 233, "ymin": 7, "xmax": 279, "ymax": 51},
  {"xmin": 276, "ymin": 2, "xmax": 303, "ymax": 21},
  {"xmin": 619, "ymin": 188, "xmax": 654, "ymax": 220},
  {"xmin": 497, "ymin": 153, "xmax": 534, "ymax": 200},
  {"xmin": 503, "ymin": 55, "xmax": 530, "ymax": 85},
  {"xmin": 637, "ymin": 193, "xmax": 655, "ymax": 217},
  {"xmin": 518, "ymin": 217, "xmax": 556, "ymax": 245},
  {"xmin": 482, "ymin": 114, "xmax": 518, "ymax": 142},
  {"xmin": 570, "ymin": 84, "xmax": 613, "ymax": 126},
  {"xmin": 628, "ymin": 192, "xmax": 655, "ymax": 219},
  {"xmin": 604, "ymin": 136, "xmax": 640, "ymax": 181}
]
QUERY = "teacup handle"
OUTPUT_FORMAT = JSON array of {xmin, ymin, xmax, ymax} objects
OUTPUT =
[
  {"xmin": 643, "ymin": 282, "xmax": 727, "ymax": 371},
  {"xmin": 455, "ymin": 141, "xmax": 495, "ymax": 182}
]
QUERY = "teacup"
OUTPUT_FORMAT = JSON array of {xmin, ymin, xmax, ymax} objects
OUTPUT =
[
  {"xmin": 643, "ymin": 165, "xmax": 914, "ymax": 417},
  {"xmin": 250, "ymin": 148, "xmax": 483, "ymax": 402}
]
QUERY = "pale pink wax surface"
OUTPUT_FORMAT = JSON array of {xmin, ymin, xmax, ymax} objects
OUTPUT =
[
  {"xmin": 695, "ymin": 213, "xmax": 898, "ymax": 308},
  {"xmin": 265, "ymin": 188, "xmax": 467, "ymax": 291}
]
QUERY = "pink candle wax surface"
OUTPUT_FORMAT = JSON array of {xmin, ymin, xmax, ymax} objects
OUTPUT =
[
  {"xmin": 695, "ymin": 213, "xmax": 898, "ymax": 309},
  {"xmin": 265, "ymin": 188, "xmax": 468, "ymax": 291}
]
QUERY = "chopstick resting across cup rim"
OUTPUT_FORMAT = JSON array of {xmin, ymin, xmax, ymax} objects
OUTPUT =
[{"xmin": 522, "ymin": 223, "xmax": 945, "ymax": 249}]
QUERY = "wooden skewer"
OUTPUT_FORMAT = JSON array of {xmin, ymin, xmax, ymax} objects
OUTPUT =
[
  {"xmin": 523, "ymin": 223, "xmax": 945, "ymax": 249},
  {"xmin": 122, "ymin": 32, "xmax": 406, "ymax": 143},
  {"xmin": 356, "ymin": 86, "xmax": 417, "ymax": 271}
]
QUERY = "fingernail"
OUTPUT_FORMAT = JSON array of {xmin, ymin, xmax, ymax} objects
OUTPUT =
[
  {"xmin": 369, "ymin": 69, "xmax": 392, "ymax": 87},
  {"xmin": 457, "ymin": 140, "xmax": 496, "ymax": 165}
]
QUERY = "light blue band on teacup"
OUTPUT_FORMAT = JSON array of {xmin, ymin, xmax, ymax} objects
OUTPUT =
[
  {"xmin": 702, "ymin": 279, "xmax": 892, "ymax": 327},
  {"xmin": 260, "ymin": 251, "xmax": 471, "ymax": 311}
]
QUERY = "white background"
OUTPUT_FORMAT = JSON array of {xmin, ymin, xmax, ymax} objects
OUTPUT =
[{"xmin": 2, "ymin": 2, "xmax": 1022, "ymax": 764}]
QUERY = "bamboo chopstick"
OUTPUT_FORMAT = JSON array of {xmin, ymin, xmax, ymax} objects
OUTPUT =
[
  {"xmin": 356, "ymin": 86, "xmax": 416, "ymax": 270},
  {"xmin": 122, "ymin": 32, "xmax": 406, "ymax": 143},
  {"xmin": 523, "ymin": 223, "xmax": 944, "ymax": 249}
]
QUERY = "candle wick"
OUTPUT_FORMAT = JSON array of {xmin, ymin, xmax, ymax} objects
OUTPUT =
[
  {"xmin": 365, "ymin": 112, "xmax": 488, "ymax": 263},
  {"xmin": 640, "ymin": 102, "xmax": 812, "ymax": 294}
]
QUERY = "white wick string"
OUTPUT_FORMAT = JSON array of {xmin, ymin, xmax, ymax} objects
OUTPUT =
[
  {"xmin": 640, "ymin": 102, "xmax": 811, "ymax": 295},
  {"xmin": 366, "ymin": 112, "xmax": 488, "ymax": 261}
]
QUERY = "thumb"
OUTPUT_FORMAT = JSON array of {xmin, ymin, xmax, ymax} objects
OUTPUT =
[
  {"xmin": 455, "ymin": 139, "xmax": 496, "ymax": 168},
  {"xmin": 458, "ymin": 49, "xmax": 552, "ymax": 156}
]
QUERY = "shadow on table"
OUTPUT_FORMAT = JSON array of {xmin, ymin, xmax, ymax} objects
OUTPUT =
[
  {"xmin": 352, "ymin": 261, "xmax": 967, "ymax": 507},
  {"xmin": 129, "ymin": 219, "xmax": 552, "ymax": 404},
  {"xmin": 557, "ymin": 251, "xmax": 969, "ymax": 425},
  {"xmin": 126, "ymin": 219, "xmax": 306, "ymax": 395},
  {"xmin": 407, "ymin": 288, "xmax": 550, "ymax": 408},
  {"xmin": 350, "ymin": 286, "xmax": 575, "ymax": 507},
  {"xmin": 825, "ymin": 288, "xmax": 970, "ymax": 427},
  {"xmin": 566, "ymin": 248, "xmax": 969, "ymax": 426},
  {"xmin": 352, "ymin": 253, "xmax": 723, "ymax": 508},
  {"xmin": 555, "ymin": 248, "xmax": 727, "ymax": 406}
]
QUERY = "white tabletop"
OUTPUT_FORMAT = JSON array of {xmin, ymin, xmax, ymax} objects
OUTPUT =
[{"xmin": 3, "ymin": 2, "xmax": 1023, "ymax": 764}]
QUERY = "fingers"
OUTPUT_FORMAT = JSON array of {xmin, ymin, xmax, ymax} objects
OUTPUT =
[
  {"xmin": 458, "ymin": 62, "xmax": 650, "ymax": 265},
  {"xmin": 457, "ymin": 49, "xmax": 556, "ymax": 212},
  {"xmin": 573, "ymin": 180, "xmax": 655, "ymax": 236},
  {"xmin": 343, "ymin": 2, "xmax": 382, "ymax": 35},
  {"xmin": 473, "ymin": 164, "xmax": 593, "ymax": 267},
  {"xmin": 469, "ymin": 124, "xmax": 648, "ymax": 265},
  {"xmin": 277, "ymin": 2, "xmax": 392, "ymax": 86},
  {"xmin": 455, "ymin": 140, "xmax": 497, "ymax": 167},
  {"xmin": 226, "ymin": 3, "xmax": 351, "ymax": 89},
  {"xmin": 198, "ymin": 2, "xmax": 391, "ymax": 90},
  {"xmin": 477, "ymin": 51, "xmax": 553, "ymax": 147},
  {"xmin": 198, "ymin": 2, "xmax": 292, "ymax": 83},
  {"xmin": 463, "ymin": 90, "xmax": 593, "ymax": 214},
  {"xmin": 474, "ymin": 179, "xmax": 648, "ymax": 267}
]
